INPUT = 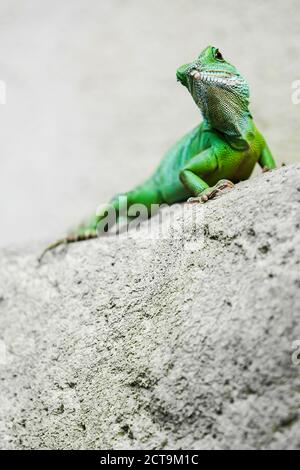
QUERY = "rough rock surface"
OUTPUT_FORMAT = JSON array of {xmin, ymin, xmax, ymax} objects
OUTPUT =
[{"xmin": 0, "ymin": 164, "xmax": 300, "ymax": 450}]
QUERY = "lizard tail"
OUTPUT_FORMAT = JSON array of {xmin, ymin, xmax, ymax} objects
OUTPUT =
[
  {"xmin": 39, "ymin": 183, "xmax": 162, "ymax": 263},
  {"xmin": 38, "ymin": 231, "xmax": 97, "ymax": 263}
]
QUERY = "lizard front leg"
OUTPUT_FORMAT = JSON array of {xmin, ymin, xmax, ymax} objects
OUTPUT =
[
  {"xmin": 179, "ymin": 148, "xmax": 234, "ymax": 203},
  {"xmin": 259, "ymin": 143, "xmax": 276, "ymax": 173}
]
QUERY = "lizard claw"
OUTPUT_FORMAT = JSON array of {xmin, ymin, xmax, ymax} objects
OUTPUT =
[
  {"xmin": 188, "ymin": 193, "xmax": 212, "ymax": 204},
  {"xmin": 187, "ymin": 179, "xmax": 234, "ymax": 204},
  {"xmin": 262, "ymin": 166, "xmax": 272, "ymax": 173}
]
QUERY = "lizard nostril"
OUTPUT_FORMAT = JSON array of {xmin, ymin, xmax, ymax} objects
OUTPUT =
[
  {"xmin": 176, "ymin": 70, "xmax": 184, "ymax": 83},
  {"xmin": 176, "ymin": 64, "xmax": 190, "ymax": 86}
]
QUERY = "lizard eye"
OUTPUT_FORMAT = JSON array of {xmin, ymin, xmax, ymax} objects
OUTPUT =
[{"xmin": 214, "ymin": 49, "xmax": 224, "ymax": 61}]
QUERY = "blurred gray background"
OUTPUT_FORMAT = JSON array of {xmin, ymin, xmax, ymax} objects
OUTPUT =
[{"xmin": 0, "ymin": 0, "xmax": 299, "ymax": 247}]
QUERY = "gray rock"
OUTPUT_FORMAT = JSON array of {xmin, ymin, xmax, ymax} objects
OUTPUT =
[{"xmin": 0, "ymin": 164, "xmax": 300, "ymax": 449}]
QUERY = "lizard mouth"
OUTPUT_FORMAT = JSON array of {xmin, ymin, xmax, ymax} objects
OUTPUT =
[
  {"xmin": 189, "ymin": 69, "xmax": 241, "ymax": 86},
  {"xmin": 188, "ymin": 68, "xmax": 249, "ymax": 107}
]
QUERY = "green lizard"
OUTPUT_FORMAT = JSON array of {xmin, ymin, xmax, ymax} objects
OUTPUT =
[{"xmin": 40, "ymin": 46, "xmax": 276, "ymax": 260}]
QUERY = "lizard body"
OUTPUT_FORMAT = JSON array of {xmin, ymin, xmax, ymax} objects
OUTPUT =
[{"xmin": 40, "ymin": 46, "xmax": 276, "ymax": 259}]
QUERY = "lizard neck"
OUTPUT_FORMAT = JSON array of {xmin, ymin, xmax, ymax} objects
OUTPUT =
[
  {"xmin": 201, "ymin": 103, "xmax": 253, "ymax": 150},
  {"xmin": 201, "ymin": 100, "xmax": 252, "ymax": 137}
]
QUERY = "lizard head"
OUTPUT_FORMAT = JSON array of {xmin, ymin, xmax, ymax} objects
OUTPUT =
[{"xmin": 176, "ymin": 46, "xmax": 250, "ymax": 137}]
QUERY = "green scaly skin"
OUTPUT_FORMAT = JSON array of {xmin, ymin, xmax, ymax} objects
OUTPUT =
[{"xmin": 39, "ymin": 46, "xmax": 276, "ymax": 261}]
